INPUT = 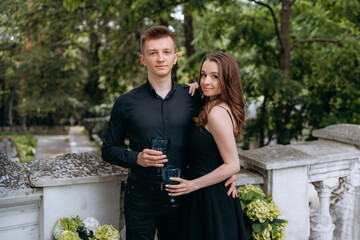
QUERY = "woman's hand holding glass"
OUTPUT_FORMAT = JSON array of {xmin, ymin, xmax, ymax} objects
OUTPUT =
[
  {"xmin": 167, "ymin": 175, "xmax": 238, "ymax": 198},
  {"xmin": 166, "ymin": 178, "xmax": 199, "ymax": 196}
]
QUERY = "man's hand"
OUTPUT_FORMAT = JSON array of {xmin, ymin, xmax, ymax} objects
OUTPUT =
[
  {"xmin": 225, "ymin": 174, "xmax": 238, "ymax": 198},
  {"xmin": 137, "ymin": 149, "xmax": 168, "ymax": 167}
]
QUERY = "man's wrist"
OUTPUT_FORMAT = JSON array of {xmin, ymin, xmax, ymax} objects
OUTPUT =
[{"xmin": 128, "ymin": 151, "xmax": 140, "ymax": 167}]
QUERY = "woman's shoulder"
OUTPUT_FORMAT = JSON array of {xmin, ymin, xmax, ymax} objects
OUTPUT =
[
  {"xmin": 209, "ymin": 104, "xmax": 231, "ymax": 115},
  {"xmin": 208, "ymin": 104, "xmax": 230, "ymax": 121},
  {"xmin": 208, "ymin": 104, "xmax": 235, "ymax": 130}
]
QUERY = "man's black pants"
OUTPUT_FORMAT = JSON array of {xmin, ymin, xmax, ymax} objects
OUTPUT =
[{"xmin": 124, "ymin": 178, "xmax": 183, "ymax": 240}]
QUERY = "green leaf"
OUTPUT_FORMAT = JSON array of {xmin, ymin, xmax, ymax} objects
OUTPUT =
[
  {"xmin": 240, "ymin": 200, "xmax": 248, "ymax": 211},
  {"xmin": 272, "ymin": 219, "xmax": 288, "ymax": 225},
  {"xmin": 270, "ymin": 224, "xmax": 278, "ymax": 237},
  {"xmin": 244, "ymin": 191, "xmax": 265, "ymax": 202},
  {"xmin": 252, "ymin": 221, "xmax": 270, "ymax": 234}
]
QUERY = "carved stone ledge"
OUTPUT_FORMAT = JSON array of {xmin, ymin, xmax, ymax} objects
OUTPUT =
[
  {"xmin": 290, "ymin": 140, "xmax": 360, "ymax": 182},
  {"xmin": 239, "ymin": 144, "xmax": 315, "ymax": 170},
  {"xmin": 312, "ymin": 124, "xmax": 360, "ymax": 148},
  {"xmin": 22, "ymin": 151, "xmax": 128, "ymax": 187},
  {"xmin": 0, "ymin": 152, "xmax": 31, "ymax": 197}
]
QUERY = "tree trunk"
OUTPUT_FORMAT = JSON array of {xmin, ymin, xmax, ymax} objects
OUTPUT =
[
  {"xmin": 85, "ymin": 31, "xmax": 103, "ymax": 105},
  {"xmin": 276, "ymin": 0, "xmax": 292, "ymax": 144},
  {"xmin": 279, "ymin": 0, "xmax": 291, "ymax": 79},
  {"xmin": 8, "ymin": 96, "xmax": 13, "ymax": 126},
  {"xmin": 183, "ymin": 7, "xmax": 196, "ymax": 82},
  {"xmin": 184, "ymin": 14, "xmax": 195, "ymax": 57},
  {"xmin": 18, "ymin": 0, "xmax": 34, "ymax": 129},
  {"xmin": 259, "ymin": 87, "xmax": 268, "ymax": 147}
]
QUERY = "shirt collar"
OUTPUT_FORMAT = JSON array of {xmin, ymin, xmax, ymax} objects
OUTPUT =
[{"xmin": 146, "ymin": 78, "xmax": 177, "ymax": 99}]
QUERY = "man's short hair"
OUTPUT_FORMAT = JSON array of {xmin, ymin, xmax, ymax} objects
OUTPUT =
[{"xmin": 140, "ymin": 26, "xmax": 177, "ymax": 54}]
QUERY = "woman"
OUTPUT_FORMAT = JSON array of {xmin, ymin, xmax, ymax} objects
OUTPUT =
[{"xmin": 167, "ymin": 51, "xmax": 247, "ymax": 240}]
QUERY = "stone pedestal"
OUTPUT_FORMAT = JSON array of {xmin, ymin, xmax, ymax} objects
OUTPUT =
[
  {"xmin": 239, "ymin": 145, "xmax": 315, "ymax": 240},
  {"xmin": 24, "ymin": 152, "xmax": 128, "ymax": 240},
  {"xmin": 40, "ymin": 181, "xmax": 121, "ymax": 240},
  {"xmin": 0, "ymin": 152, "xmax": 41, "ymax": 240},
  {"xmin": 0, "ymin": 189, "xmax": 42, "ymax": 240}
]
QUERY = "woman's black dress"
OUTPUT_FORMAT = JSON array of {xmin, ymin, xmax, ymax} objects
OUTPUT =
[{"xmin": 181, "ymin": 125, "xmax": 247, "ymax": 240}]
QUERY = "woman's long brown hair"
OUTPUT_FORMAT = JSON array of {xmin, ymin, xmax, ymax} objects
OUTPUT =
[{"xmin": 194, "ymin": 51, "xmax": 245, "ymax": 138}]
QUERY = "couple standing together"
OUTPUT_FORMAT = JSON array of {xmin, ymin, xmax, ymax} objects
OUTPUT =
[{"xmin": 102, "ymin": 25, "xmax": 247, "ymax": 240}]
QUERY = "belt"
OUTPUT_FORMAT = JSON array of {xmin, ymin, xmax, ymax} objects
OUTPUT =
[{"xmin": 128, "ymin": 172, "xmax": 165, "ymax": 191}]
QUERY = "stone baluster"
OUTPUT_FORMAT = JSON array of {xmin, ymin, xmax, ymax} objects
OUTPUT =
[
  {"xmin": 310, "ymin": 178, "xmax": 338, "ymax": 240},
  {"xmin": 312, "ymin": 123, "xmax": 360, "ymax": 239},
  {"xmin": 239, "ymin": 145, "xmax": 315, "ymax": 240}
]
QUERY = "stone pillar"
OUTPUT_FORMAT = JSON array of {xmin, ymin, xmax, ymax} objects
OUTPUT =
[
  {"xmin": 239, "ymin": 145, "xmax": 316, "ymax": 240},
  {"xmin": 0, "ymin": 153, "xmax": 41, "ymax": 240},
  {"xmin": 310, "ymin": 178, "xmax": 338, "ymax": 240},
  {"xmin": 23, "ymin": 152, "xmax": 128, "ymax": 240}
]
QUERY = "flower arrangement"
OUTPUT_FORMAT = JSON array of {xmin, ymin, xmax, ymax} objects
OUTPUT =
[
  {"xmin": 53, "ymin": 216, "xmax": 120, "ymax": 240},
  {"xmin": 238, "ymin": 185, "xmax": 288, "ymax": 240}
]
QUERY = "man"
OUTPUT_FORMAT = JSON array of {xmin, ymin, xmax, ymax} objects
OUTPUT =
[{"xmin": 102, "ymin": 26, "xmax": 236, "ymax": 240}]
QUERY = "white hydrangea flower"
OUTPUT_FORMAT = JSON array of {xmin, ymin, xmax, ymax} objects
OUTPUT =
[
  {"xmin": 53, "ymin": 219, "xmax": 65, "ymax": 239},
  {"xmin": 83, "ymin": 217, "xmax": 101, "ymax": 233}
]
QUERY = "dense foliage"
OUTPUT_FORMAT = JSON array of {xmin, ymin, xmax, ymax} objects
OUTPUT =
[
  {"xmin": 1, "ymin": 0, "xmax": 359, "ymax": 146},
  {"xmin": 0, "ymin": 132, "xmax": 37, "ymax": 163}
]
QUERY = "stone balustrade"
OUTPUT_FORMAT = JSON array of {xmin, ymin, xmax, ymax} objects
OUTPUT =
[
  {"xmin": 0, "ymin": 123, "xmax": 359, "ymax": 240},
  {"xmin": 239, "ymin": 124, "xmax": 360, "ymax": 240}
]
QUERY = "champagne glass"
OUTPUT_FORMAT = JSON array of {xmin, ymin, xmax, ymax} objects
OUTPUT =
[
  {"xmin": 151, "ymin": 137, "xmax": 170, "ymax": 154},
  {"xmin": 162, "ymin": 165, "xmax": 181, "ymax": 205},
  {"xmin": 151, "ymin": 136, "xmax": 170, "ymax": 175},
  {"xmin": 151, "ymin": 137, "xmax": 180, "ymax": 205}
]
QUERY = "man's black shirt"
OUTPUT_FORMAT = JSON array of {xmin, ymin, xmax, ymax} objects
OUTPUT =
[{"xmin": 101, "ymin": 80, "xmax": 201, "ymax": 182}]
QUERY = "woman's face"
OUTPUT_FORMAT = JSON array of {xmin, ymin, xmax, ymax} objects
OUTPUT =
[{"xmin": 200, "ymin": 60, "xmax": 221, "ymax": 99}]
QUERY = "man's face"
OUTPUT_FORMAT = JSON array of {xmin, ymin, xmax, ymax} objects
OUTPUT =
[{"xmin": 140, "ymin": 37, "xmax": 178, "ymax": 79}]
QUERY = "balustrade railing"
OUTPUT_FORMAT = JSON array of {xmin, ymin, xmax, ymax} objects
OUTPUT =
[
  {"xmin": 1, "ymin": 124, "xmax": 359, "ymax": 240},
  {"xmin": 239, "ymin": 124, "xmax": 360, "ymax": 240}
]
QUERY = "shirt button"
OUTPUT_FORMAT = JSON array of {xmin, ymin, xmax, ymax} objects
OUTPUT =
[{"xmin": 164, "ymin": 119, "xmax": 168, "ymax": 123}]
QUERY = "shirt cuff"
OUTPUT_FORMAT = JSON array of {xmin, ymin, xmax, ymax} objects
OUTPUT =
[{"xmin": 128, "ymin": 151, "xmax": 140, "ymax": 168}]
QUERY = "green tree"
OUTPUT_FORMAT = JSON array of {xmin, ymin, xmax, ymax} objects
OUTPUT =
[
  {"xmin": 180, "ymin": 0, "xmax": 360, "ymax": 147},
  {"xmin": 1, "ymin": 0, "xmax": 358, "ymax": 146}
]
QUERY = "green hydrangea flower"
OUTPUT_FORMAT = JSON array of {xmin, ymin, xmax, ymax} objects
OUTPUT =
[
  {"xmin": 238, "ymin": 185, "xmax": 266, "ymax": 197},
  {"xmin": 93, "ymin": 224, "xmax": 120, "ymax": 240},
  {"xmin": 273, "ymin": 231, "xmax": 286, "ymax": 240},
  {"xmin": 267, "ymin": 201, "xmax": 281, "ymax": 221},
  {"xmin": 60, "ymin": 216, "xmax": 84, "ymax": 232},
  {"xmin": 246, "ymin": 199, "xmax": 269, "ymax": 223},
  {"xmin": 58, "ymin": 231, "xmax": 81, "ymax": 240},
  {"xmin": 252, "ymin": 224, "xmax": 272, "ymax": 240},
  {"xmin": 276, "ymin": 222, "xmax": 288, "ymax": 232},
  {"xmin": 238, "ymin": 185, "xmax": 288, "ymax": 240},
  {"xmin": 53, "ymin": 216, "xmax": 84, "ymax": 239}
]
